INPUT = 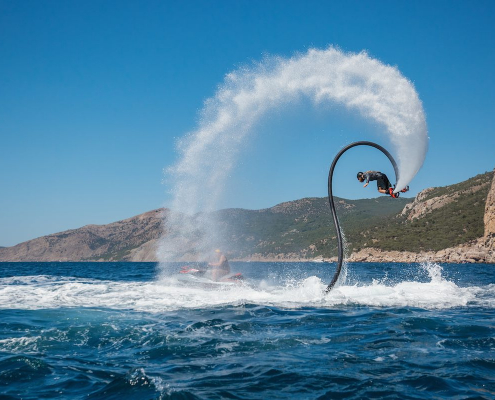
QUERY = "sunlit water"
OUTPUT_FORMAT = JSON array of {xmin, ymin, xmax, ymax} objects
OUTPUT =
[{"xmin": 1, "ymin": 261, "xmax": 494, "ymax": 399}]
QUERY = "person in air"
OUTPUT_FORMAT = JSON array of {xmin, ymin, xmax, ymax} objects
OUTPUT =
[
  {"xmin": 208, "ymin": 249, "xmax": 231, "ymax": 281},
  {"xmin": 357, "ymin": 171, "xmax": 403, "ymax": 198}
]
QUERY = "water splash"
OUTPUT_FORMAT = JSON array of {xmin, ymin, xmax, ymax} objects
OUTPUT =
[
  {"xmin": 0, "ymin": 263, "xmax": 490, "ymax": 311},
  {"xmin": 159, "ymin": 46, "xmax": 428, "ymax": 261},
  {"xmin": 332, "ymin": 262, "xmax": 477, "ymax": 309}
]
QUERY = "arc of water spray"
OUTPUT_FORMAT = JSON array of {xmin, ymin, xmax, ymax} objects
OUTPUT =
[
  {"xmin": 159, "ymin": 46, "xmax": 428, "ymax": 264},
  {"xmin": 325, "ymin": 141, "xmax": 399, "ymax": 293}
]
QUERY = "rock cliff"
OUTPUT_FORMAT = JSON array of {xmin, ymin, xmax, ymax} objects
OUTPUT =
[{"xmin": 485, "ymin": 168, "xmax": 495, "ymax": 238}]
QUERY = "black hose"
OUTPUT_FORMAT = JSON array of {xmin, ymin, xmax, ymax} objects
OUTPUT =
[{"xmin": 325, "ymin": 141, "xmax": 399, "ymax": 293}]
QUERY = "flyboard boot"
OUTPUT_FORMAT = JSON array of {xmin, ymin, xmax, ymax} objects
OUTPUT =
[{"xmin": 388, "ymin": 187, "xmax": 400, "ymax": 198}]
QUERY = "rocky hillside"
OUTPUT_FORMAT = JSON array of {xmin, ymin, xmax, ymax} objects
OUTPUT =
[
  {"xmin": 0, "ymin": 169, "xmax": 494, "ymax": 263},
  {"xmin": 0, "ymin": 209, "xmax": 165, "ymax": 262},
  {"xmin": 485, "ymin": 170, "xmax": 495, "ymax": 237},
  {"xmin": 213, "ymin": 196, "xmax": 410, "ymax": 260},
  {"xmin": 349, "ymin": 170, "xmax": 495, "ymax": 263},
  {"xmin": 361, "ymin": 171, "xmax": 493, "ymax": 252},
  {"xmin": 0, "ymin": 197, "xmax": 410, "ymax": 262}
]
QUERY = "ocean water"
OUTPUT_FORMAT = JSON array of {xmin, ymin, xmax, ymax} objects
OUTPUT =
[{"xmin": 0, "ymin": 261, "xmax": 494, "ymax": 399}]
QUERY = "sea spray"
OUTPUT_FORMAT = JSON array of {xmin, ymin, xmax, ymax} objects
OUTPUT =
[
  {"xmin": 338, "ymin": 228, "xmax": 349, "ymax": 286},
  {"xmin": 332, "ymin": 262, "xmax": 476, "ymax": 309},
  {"xmin": 159, "ymin": 47, "xmax": 428, "ymax": 262},
  {"xmin": 1, "ymin": 263, "xmax": 489, "ymax": 311}
]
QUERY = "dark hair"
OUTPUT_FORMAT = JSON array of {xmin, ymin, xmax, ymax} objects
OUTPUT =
[{"xmin": 357, "ymin": 172, "xmax": 364, "ymax": 179}]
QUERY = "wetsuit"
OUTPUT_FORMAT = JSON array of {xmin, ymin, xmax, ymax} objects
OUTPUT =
[{"xmin": 363, "ymin": 171, "xmax": 392, "ymax": 191}]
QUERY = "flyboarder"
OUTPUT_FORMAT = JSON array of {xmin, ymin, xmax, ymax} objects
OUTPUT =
[{"xmin": 357, "ymin": 171, "xmax": 408, "ymax": 198}]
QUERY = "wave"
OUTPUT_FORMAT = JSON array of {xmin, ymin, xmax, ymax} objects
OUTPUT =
[{"xmin": 0, "ymin": 263, "xmax": 493, "ymax": 311}]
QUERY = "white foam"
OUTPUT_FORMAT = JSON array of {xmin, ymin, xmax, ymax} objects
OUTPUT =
[
  {"xmin": 0, "ymin": 336, "xmax": 41, "ymax": 353},
  {"xmin": 159, "ymin": 46, "xmax": 428, "ymax": 261},
  {"xmin": 0, "ymin": 263, "xmax": 491, "ymax": 312}
]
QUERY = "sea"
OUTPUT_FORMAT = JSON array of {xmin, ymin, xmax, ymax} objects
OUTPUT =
[{"xmin": 0, "ymin": 261, "xmax": 494, "ymax": 399}]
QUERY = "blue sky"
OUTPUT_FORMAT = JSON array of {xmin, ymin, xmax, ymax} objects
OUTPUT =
[{"xmin": 1, "ymin": 0, "xmax": 494, "ymax": 247}]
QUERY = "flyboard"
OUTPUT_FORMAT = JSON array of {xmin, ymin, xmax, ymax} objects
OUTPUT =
[
  {"xmin": 178, "ymin": 266, "xmax": 244, "ymax": 288},
  {"xmin": 388, "ymin": 185, "xmax": 409, "ymax": 198}
]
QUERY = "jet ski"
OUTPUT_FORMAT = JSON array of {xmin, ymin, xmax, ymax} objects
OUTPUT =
[{"xmin": 178, "ymin": 265, "xmax": 244, "ymax": 287}]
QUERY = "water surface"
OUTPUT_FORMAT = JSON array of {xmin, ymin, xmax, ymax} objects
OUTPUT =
[{"xmin": 1, "ymin": 261, "xmax": 494, "ymax": 399}]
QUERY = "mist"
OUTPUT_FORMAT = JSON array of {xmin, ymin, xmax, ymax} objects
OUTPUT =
[{"xmin": 158, "ymin": 47, "xmax": 428, "ymax": 263}]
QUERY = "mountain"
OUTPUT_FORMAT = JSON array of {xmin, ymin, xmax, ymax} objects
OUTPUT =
[
  {"xmin": 349, "ymin": 170, "xmax": 495, "ymax": 263},
  {"xmin": 0, "ymin": 197, "xmax": 410, "ymax": 262},
  {"xmin": 0, "ymin": 209, "xmax": 165, "ymax": 262},
  {"xmin": 0, "ymin": 170, "xmax": 494, "ymax": 263},
  {"xmin": 213, "ymin": 196, "xmax": 411, "ymax": 260}
]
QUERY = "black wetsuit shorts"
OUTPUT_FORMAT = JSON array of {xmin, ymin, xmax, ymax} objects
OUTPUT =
[{"xmin": 364, "ymin": 171, "xmax": 392, "ymax": 191}]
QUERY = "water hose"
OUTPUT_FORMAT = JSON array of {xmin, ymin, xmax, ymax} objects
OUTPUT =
[{"xmin": 325, "ymin": 141, "xmax": 399, "ymax": 293}]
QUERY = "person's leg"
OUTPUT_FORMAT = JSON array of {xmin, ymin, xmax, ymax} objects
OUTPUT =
[
  {"xmin": 382, "ymin": 174, "xmax": 392, "ymax": 190},
  {"xmin": 382, "ymin": 174, "xmax": 400, "ymax": 197},
  {"xmin": 376, "ymin": 177, "xmax": 388, "ymax": 194}
]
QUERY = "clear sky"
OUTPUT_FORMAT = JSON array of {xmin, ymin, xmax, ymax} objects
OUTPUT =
[{"xmin": 1, "ymin": 0, "xmax": 494, "ymax": 247}]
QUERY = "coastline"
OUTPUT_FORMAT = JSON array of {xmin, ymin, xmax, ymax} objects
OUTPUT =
[{"xmin": 233, "ymin": 236, "xmax": 495, "ymax": 264}]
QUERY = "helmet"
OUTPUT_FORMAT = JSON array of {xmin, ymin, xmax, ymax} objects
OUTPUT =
[{"xmin": 357, "ymin": 172, "xmax": 364, "ymax": 179}]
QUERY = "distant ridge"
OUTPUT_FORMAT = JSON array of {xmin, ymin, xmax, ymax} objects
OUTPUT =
[
  {"xmin": 0, "ymin": 170, "xmax": 493, "ymax": 263},
  {"xmin": 0, "ymin": 209, "xmax": 165, "ymax": 262}
]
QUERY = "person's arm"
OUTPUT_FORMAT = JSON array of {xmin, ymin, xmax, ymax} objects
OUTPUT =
[{"xmin": 363, "ymin": 172, "xmax": 369, "ymax": 187}]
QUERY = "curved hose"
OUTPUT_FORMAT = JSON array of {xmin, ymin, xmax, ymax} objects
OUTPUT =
[{"xmin": 325, "ymin": 141, "xmax": 399, "ymax": 293}]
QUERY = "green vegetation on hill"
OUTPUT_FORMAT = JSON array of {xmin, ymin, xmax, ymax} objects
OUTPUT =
[
  {"xmin": 0, "ymin": 171, "xmax": 491, "ymax": 262},
  {"xmin": 216, "ymin": 171, "xmax": 493, "ymax": 259},
  {"xmin": 360, "ymin": 172, "xmax": 493, "ymax": 253},
  {"xmin": 215, "ymin": 196, "xmax": 412, "ymax": 258}
]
